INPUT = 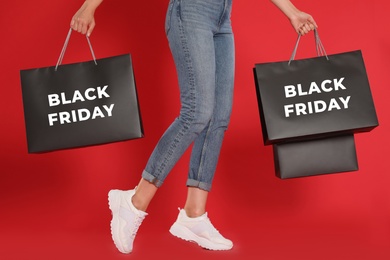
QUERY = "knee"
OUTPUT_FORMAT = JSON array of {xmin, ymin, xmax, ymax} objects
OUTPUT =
[
  {"xmin": 179, "ymin": 108, "xmax": 213, "ymax": 134},
  {"xmin": 191, "ymin": 109, "xmax": 213, "ymax": 134},
  {"xmin": 211, "ymin": 117, "xmax": 230, "ymax": 133},
  {"xmin": 211, "ymin": 108, "xmax": 232, "ymax": 132}
]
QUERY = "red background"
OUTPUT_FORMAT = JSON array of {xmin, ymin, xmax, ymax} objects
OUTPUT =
[{"xmin": 1, "ymin": 0, "xmax": 389, "ymax": 259}]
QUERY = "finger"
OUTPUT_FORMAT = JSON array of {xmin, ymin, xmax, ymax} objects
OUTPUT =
[
  {"xmin": 304, "ymin": 23, "xmax": 311, "ymax": 32},
  {"xmin": 71, "ymin": 17, "xmax": 77, "ymax": 31},
  {"xmin": 87, "ymin": 22, "xmax": 95, "ymax": 37},
  {"xmin": 81, "ymin": 23, "xmax": 88, "ymax": 35},
  {"xmin": 308, "ymin": 17, "xmax": 318, "ymax": 28},
  {"xmin": 298, "ymin": 24, "xmax": 306, "ymax": 35},
  {"xmin": 74, "ymin": 18, "xmax": 80, "ymax": 32},
  {"xmin": 299, "ymin": 26, "xmax": 308, "ymax": 36},
  {"xmin": 73, "ymin": 22, "xmax": 78, "ymax": 32},
  {"xmin": 77, "ymin": 20, "xmax": 84, "ymax": 33},
  {"xmin": 71, "ymin": 20, "xmax": 79, "ymax": 31}
]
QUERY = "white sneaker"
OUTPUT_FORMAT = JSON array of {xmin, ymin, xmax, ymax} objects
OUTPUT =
[
  {"xmin": 169, "ymin": 208, "xmax": 233, "ymax": 250},
  {"xmin": 108, "ymin": 189, "xmax": 147, "ymax": 254}
]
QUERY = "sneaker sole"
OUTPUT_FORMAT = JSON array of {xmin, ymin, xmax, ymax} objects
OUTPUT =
[
  {"xmin": 169, "ymin": 222, "xmax": 233, "ymax": 251},
  {"xmin": 108, "ymin": 190, "xmax": 131, "ymax": 254}
]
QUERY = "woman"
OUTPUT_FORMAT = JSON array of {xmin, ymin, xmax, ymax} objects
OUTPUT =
[{"xmin": 71, "ymin": 0, "xmax": 317, "ymax": 254}]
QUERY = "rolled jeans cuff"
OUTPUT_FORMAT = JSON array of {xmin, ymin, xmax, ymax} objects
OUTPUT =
[
  {"xmin": 186, "ymin": 179, "xmax": 212, "ymax": 192},
  {"xmin": 142, "ymin": 170, "xmax": 164, "ymax": 188}
]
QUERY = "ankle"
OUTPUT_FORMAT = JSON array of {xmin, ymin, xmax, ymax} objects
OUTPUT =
[
  {"xmin": 183, "ymin": 207, "xmax": 205, "ymax": 218},
  {"xmin": 131, "ymin": 194, "xmax": 148, "ymax": 212}
]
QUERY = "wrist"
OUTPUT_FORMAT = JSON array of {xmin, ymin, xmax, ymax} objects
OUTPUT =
[
  {"xmin": 84, "ymin": 0, "xmax": 103, "ymax": 10},
  {"xmin": 270, "ymin": 0, "xmax": 300, "ymax": 20}
]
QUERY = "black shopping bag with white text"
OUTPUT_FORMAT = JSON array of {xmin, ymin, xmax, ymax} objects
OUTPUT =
[
  {"xmin": 253, "ymin": 31, "xmax": 378, "ymax": 145},
  {"xmin": 20, "ymin": 29, "xmax": 143, "ymax": 153}
]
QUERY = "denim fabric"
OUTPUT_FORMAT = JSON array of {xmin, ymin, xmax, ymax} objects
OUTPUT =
[{"xmin": 142, "ymin": 0, "xmax": 234, "ymax": 191}]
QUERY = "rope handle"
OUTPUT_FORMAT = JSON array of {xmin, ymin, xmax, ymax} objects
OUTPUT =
[
  {"xmin": 55, "ymin": 28, "xmax": 97, "ymax": 71},
  {"xmin": 288, "ymin": 29, "xmax": 329, "ymax": 65}
]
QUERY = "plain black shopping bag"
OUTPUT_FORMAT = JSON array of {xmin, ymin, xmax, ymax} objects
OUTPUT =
[
  {"xmin": 20, "ymin": 29, "xmax": 143, "ymax": 153},
  {"xmin": 253, "ymin": 30, "xmax": 378, "ymax": 145},
  {"xmin": 273, "ymin": 134, "xmax": 358, "ymax": 179}
]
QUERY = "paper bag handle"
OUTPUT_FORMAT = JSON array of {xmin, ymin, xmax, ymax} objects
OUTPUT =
[
  {"xmin": 55, "ymin": 28, "xmax": 97, "ymax": 71},
  {"xmin": 288, "ymin": 29, "xmax": 329, "ymax": 65}
]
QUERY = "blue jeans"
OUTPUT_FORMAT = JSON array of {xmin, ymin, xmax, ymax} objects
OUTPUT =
[{"xmin": 142, "ymin": 0, "xmax": 234, "ymax": 191}]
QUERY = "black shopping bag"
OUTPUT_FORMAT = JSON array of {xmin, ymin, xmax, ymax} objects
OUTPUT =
[
  {"xmin": 273, "ymin": 134, "xmax": 358, "ymax": 179},
  {"xmin": 20, "ymin": 29, "xmax": 143, "ymax": 153},
  {"xmin": 253, "ymin": 30, "xmax": 378, "ymax": 145}
]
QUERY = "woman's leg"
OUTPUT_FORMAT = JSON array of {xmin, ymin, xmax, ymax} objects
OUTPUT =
[
  {"xmin": 172, "ymin": 28, "xmax": 235, "ymax": 252},
  {"xmin": 184, "ymin": 31, "xmax": 234, "ymax": 217},
  {"xmin": 141, "ymin": 0, "xmax": 220, "ymax": 189},
  {"xmin": 169, "ymin": 0, "xmax": 234, "ymax": 251},
  {"xmin": 186, "ymin": 31, "xmax": 235, "ymax": 193}
]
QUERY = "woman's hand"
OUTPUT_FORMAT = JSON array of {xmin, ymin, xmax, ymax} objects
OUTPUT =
[
  {"xmin": 290, "ymin": 11, "xmax": 317, "ymax": 36},
  {"xmin": 270, "ymin": 0, "xmax": 317, "ymax": 36},
  {"xmin": 70, "ymin": 0, "xmax": 102, "ymax": 37}
]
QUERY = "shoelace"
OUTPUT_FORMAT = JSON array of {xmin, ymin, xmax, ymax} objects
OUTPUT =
[
  {"xmin": 130, "ymin": 215, "xmax": 145, "ymax": 238},
  {"xmin": 204, "ymin": 217, "xmax": 222, "ymax": 236}
]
